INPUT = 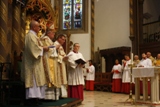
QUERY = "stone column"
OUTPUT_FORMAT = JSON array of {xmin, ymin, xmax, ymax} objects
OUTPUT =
[{"xmin": 0, "ymin": 0, "xmax": 8, "ymax": 62}]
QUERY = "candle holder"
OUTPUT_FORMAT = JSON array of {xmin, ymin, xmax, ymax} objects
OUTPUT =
[{"xmin": 124, "ymin": 63, "xmax": 136, "ymax": 105}]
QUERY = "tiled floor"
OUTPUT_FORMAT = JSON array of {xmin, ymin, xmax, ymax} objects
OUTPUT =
[{"xmin": 79, "ymin": 91, "xmax": 159, "ymax": 107}]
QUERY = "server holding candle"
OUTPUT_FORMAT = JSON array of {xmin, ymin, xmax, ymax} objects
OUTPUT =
[
  {"xmin": 121, "ymin": 54, "xmax": 134, "ymax": 94},
  {"xmin": 111, "ymin": 59, "xmax": 122, "ymax": 93}
]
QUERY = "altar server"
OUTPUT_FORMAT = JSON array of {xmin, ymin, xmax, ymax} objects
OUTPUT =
[
  {"xmin": 86, "ymin": 60, "xmax": 95, "ymax": 91},
  {"xmin": 121, "ymin": 54, "xmax": 134, "ymax": 94},
  {"xmin": 67, "ymin": 43, "xmax": 86, "ymax": 100},
  {"xmin": 111, "ymin": 59, "xmax": 122, "ymax": 92}
]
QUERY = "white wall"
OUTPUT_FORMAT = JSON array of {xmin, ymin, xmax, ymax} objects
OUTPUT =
[
  {"xmin": 53, "ymin": 0, "xmax": 130, "ymax": 61},
  {"xmin": 70, "ymin": 0, "xmax": 91, "ymax": 61},
  {"xmin": 95, "ymin": 0, "xmax": 131, "ymax": 51}
]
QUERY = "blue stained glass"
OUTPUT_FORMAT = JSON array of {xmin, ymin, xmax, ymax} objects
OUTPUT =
[
  {"xmin": 62, "ymin": 0, "xmax": 83, "ymax": 29},
  {"xmin": 73, "ymin": 0, "xmax": 82, "ymax": 28},
  {"xmin": 63, "ymin": 0, "xmax": 72, "ymax": 29}
]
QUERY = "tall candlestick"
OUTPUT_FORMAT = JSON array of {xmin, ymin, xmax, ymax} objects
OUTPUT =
[{"xmin": 131, "ymin": 52, "xmax": 133, "ymax": 64}]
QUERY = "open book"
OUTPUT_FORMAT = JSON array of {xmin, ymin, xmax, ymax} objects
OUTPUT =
[{"xmin": 75, "ymin": 58, "xmax": 86, "ymax": 65}]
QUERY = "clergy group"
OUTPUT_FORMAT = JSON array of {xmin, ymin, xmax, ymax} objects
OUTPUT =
[{"xmin": 22, "ymin": 20, "xmax": 90, "ymax": 106}]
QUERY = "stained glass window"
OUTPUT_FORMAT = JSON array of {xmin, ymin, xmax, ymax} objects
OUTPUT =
[{"xmin": 62, "ymin": 0, "xmax": 83, "ymax": 30}]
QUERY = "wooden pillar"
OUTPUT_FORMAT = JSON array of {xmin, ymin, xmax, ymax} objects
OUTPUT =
[
  {"xmin": 0, "ymin": 0, "xmax": 8, "ymax": 62},
  {"xmin": 12, "ymin": 1, "xmax": 21, "ymax": 55},
  {"xmin": 91, "ymin": 0, "xmax": 94, "ymax": 60},
  {"xmin": 8, "ymin": 1, "xmax": 13, "ymax": 62},
  {"xmin": 20, "ymin": 10, "xmax": 26, "ymax": 52},
  {"xmin": 129, "ymin": 0, "xmax": 144, "ymax": 55}
]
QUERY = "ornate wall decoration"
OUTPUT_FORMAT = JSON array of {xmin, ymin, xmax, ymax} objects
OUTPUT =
[{"xmin": 25, "ymin": 0, "xmax": 56, "ymax": 36}]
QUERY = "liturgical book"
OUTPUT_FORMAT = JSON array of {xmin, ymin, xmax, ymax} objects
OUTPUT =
[
  {"xmin": 48, "ymin": 45, "xmax": 55, "ymax": 48},
  {"xmin": 75, "ymin": 58, "xmax": 86, "ymax": 65}
]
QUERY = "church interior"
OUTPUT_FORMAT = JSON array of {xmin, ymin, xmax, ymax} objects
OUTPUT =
[{"xmin": 0, "ymin": 0, "xmax": 160, "ymax": 107}]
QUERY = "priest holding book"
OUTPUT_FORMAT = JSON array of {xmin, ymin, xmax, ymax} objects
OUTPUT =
[{"xmin": 67, "ymin": 43, "xmax": 86, "ymax": 101}]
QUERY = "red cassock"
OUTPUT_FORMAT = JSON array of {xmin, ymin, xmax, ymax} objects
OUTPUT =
[
  {"xmin": 111, "ymin": 64, "xmax": 122, "ymax": 93},
  {"xmin": 112, "ymin": 78, "xmax": 122, "ymax": 92},
  {"xmin": 86, "ymin": 80, "xmax": 94, "ymax": 91},
  {"xmin": 121, "ymin": 60, "xmax": 135, "ymax": 94},
  {"xmin": 86, "ymin": 65, "xmax": 95, "ymax": 91},
  {"xmin": 121, "ymin": 83, "xmax": 135, "ymax": 94},
  {"xmin": 68, "ymin": 85, "xmax": 83, "ymax": 100}
]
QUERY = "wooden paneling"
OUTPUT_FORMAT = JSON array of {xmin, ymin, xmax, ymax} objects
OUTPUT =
[
  {"xmin": 100, "ymin": 46, "xmax": 131, "ymax": 72},
  {"xmin": 139, "ymin": 42, "xmax": 160, "ymax": 57}
]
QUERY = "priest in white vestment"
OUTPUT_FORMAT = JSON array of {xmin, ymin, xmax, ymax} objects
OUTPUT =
[
  {"xmin": 67, "ymin": 43, "xmax": 85, "ymax": 100},
  {"xmin": 22, "ymin": 20, "xmax": 49, "ymax": 105},
  {"xmin": 138, "ymin": 53, "xmax": 152, "ymax": 67},
  {"xmin": 54, "ymin": 34, "xmax": 68, "ymax": 99},
  {"xmin": 137, "ymin": 53, "xmax": 152, "ymax": 95},
  {"xmin": 146, "ymin": 52, "xmax": 155, "ymax": 66}
]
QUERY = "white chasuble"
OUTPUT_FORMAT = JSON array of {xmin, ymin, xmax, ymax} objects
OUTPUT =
[
  {"xmin": 54, "ymin": 41, "xmax": 67, "ymax": 86},
  {"xmin": 23, "ymin": 30, "xmax": 46, "ymax": 88}
]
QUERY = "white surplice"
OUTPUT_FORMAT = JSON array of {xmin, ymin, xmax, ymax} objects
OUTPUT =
[
  {"xmin": 122, "ymin": 60, "xmax": 134, "ymax": 83},
  {"xmin": 67, "ymin": 51, "xmax": 85, "ymax": 85},
  {"xmin": 138, "ymin": 58, "xmax": 152, "ymax": 67},
  {"xmin": 86, "ymin": 65, "xmax": 95, "ymax": 81},
  {"xmin": 112, "ymin": 64, "xmax": 122, "ymax": 79}
]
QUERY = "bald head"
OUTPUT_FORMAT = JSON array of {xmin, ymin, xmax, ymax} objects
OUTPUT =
[
  {"xmin": 29, "ymin": 20, "xmax": 40, "ymax": 33},
  {"xmin": 134, "ymin": 55, "xmax": 139, "ymax": 60}
]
